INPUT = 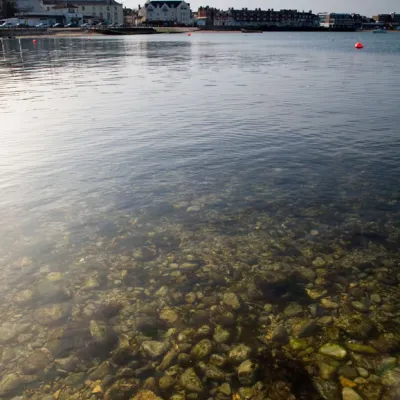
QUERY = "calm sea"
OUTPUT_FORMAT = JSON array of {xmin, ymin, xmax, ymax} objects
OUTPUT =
[{"xmin": 0, "ymin": 32, "xmax": 400, "ymax": 399}]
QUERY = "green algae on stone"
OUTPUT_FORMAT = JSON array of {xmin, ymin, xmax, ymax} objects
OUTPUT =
[
  {"xmin": 346, "ymin": 343, "xmax": 377, "ymax": 355},
  {"xmin": 180, "ymin": 368, "xmax": 203, "ymax": 393},
  {"xmin": 319, "ymin": 343, "xmax": 347, "ymax": 360},
  {"xmin": 191, "ymin": 339, "xmax": 213, "ymax": 359}
]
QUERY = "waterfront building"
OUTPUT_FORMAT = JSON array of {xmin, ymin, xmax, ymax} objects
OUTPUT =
[
  {"xmin": 138, "ymin": 0, "xmax": 192, "ymax": 26},
  {"xmin": 372, "ymin": 12, "xmax": 400, "ymax": 27},
  {"xmin": 43, "ymin": 0, "xmax": 123, "ymax": 24},
  {"xmin": 196, "ymin": 6, "xmax": 318, "ymax": 28},
  {"xmin": 318, "ymin": 12, "xmax": 355, "ymax": 29}
]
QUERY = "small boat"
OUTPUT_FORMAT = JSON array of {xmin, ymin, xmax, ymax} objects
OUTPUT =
[{"xmin": 372, "ymin": 29, "xmax": 387, "ymax": 33}]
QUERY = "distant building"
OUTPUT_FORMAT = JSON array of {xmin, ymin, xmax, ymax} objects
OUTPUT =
[
  {"xmin": 196, "ymin": 6, "xmax": 318, "ymax": 28},
  {"xmin": 43, "ymin": 0, "xmax": 123, "ymax": 24},
  {"xmin": 373, "ymin": 12, "xmax": 400, "ymax": 27},
  {"xmin": 318, "ymin": 12, "xmax": 355, "ymax": 29},
  {"xmin": 139, "ymin": 0, "xmax": 193, "ymax": 26}
]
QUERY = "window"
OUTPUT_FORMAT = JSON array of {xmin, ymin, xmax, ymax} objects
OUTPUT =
[
  {"xmin": 47, "ymin": 6, "xmax": 49, "ymax": 10},
  {"xmin": 107, "ymin": 6, "xmax": 109, "ymax": 10},
  {"xmin": 82, "ymin": 6, "xmax": 85, "ymax": 10}
]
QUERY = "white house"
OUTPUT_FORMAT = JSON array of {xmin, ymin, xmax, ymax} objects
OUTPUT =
[{"xmin": 139, "ymin": 0, "xmax": 192, "ymax": 25}]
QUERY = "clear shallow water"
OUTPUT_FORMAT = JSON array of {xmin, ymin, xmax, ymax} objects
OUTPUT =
[{"xmin": 0, "ymin": 32, "xmax": 400, "ymax": 399}]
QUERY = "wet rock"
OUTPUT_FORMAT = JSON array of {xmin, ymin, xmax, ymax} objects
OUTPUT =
[
  {"xmin": 104, "ymin": 378, "xmax": 140, "ymax": 400},
  {"xmin": 237, "ymin": 360, "xmax": 258, "ymax": 385},
  {"xmin": 213, "ymin": 325, "xmax": 230, "ymax": 344},
  {"xmin": 229, "ymin": 344, "xmax": 251, "ymax": 363},
  {"xmin": 295, "ymin": 267, "xmax": 316, "ymax": 282},
  {"xmin": 204, "ymin": 363, "xmax": 226, "ymax": 381},
  {"xmin": 180, "ymin": 368, "xmax": 203, "ymax": 393},
  {"xmin": 219, "ymin": 383, "xmax": 232, "ymax": 396},
  {"xmin": 291, "ymin": 319, "xmax": 317, "ymax": 338},
  {"xmin": 336, "ymin": 315, "xmax": 375, "ymax": 339},
  {"xmin": 317, "ymin": 357, "xmax": 340, "ymax": 380},
  {"xmin": 370, "ymin": 333, "xmax": 400, "ymax": 353},
  {"xmin": 131, "ymin": 390, "xmax": 163, "ymax": 400},
  {"xmin": 319, "ymin": 343, "xmax": 347, "ymax": 360},
  {"xmin": 351, "ymin": 301, "xmax": 369, "ymax": 313},
  {"xmin": 346, "ymin": 343, "xmax": 377, "ymax": 355},
  {"xmin": 81, "ymin": 273, "xmax": 103, "ymax": 291},
  {"xmin": 34, "ymin": 280, "xmax": 71, "ymax": 304},
  {"xmin": 0, "ymin": 373, "xmax": 23, "ymax": 397},
  {"xmin": 33, "ymin": 303, "xmax": 71, "ymax": 325},
  {"xmin": 320, "ymin": 298, "xmax": 339, "ymax": 309},
  {"xmin": 133, "ymin": 247, "xmax": 157, "ymax": 262},
  {"xmin": 1, "ymin": 347, "xmax": 15, "ymax": 363},
  {"xmin": 88, "ymin": 361, "xmax": 111, "ymax": 380},
  {"xmin": 342, "ymin": 387, "xmax": 363, "ymax": 400},
  {"xmin": 0, "ymin": 326, "xmax": 16, "ymax": 344},
  {"xmin": 213, "ymin": 310, "xmax": 235, "ymax": 326},
  {"xmin": 313, "ymin": 257, "xmax": 326, "ymax": 267},
  {"xmin": 358, "ymin": 384, "xmax": 383, "ymax": 400},
  {"xmin": 191, "ymin": 339, "xmax": 212, "ymax": 360},
  {"xmin": 159, "ymin": 347, "xmax": 179, "ymax": 370},
  {"xmin": 13, "ymin": 289, "xmax": 34, "ymax": 304},
  {"xmin": 284, "ymin": 302, "xmax": 303, "ymax": 318},
  {"xmin": 19, "ymin": 350, "xmax": 52, "ymax": 374},
  {"xmin": 143, "ymin": 377, "xmax": 157, "ymax": 391},
  {"xmin": 356, "ymin": 367, "xmax": 369, "ymax": 378},
  {"xmin": 306, "ymin": 288, "xmax": 327, "ymax": 300},
  {"xmin": 159, "ymin": 375, "xmax": 175, "ymax": 391},
  {"xmin": 89, "ymin": 320, "xmax": 117, "ymax": 345},
  {"xmin": 313, "ymin": 378, "xmax": 340, "ymax": 400},
  {"xmin": 185, "ymin": 292, "xmax": 197, "ymax": 304},
  {"xmin": 270, "ymin": 325, "xmax": 289, "ymax": 344},
  {"xmin": 381, "ymin": 367, "xmax": 400, "ymax": 386},
  {"xmin": 177, "ymin": 353, "xmax": 191, "ymax": 367},
  {"xmin": 289, "ymin": 338, "xmax": 309, "ymax": 351},
  {"xmin": 180, "ymin": 263, "xmax": 199, "ymax": 271},
  {"xmin": 338, "ymin": 366, "xmax": 358, "ymax": 380},
  {"xmin": 64, "ymin": 372, "xmax": 86, "ymax": 387},
  {"xmin": 370, "ymin": 294, "xmax": 381, "ymax": 304},
  {"xmin": 178, "ymin": 328, "xmax": 196, "ymax": 342},
  {"xmin": 195, "ymin": 325, "xmax": 212, "ymax": 338},
  {"xmin": 223, "ymin": 292, "xmax": 241, "ymax": 310},
  {"xmin": 159, "ymin": 308, "xmax": 179, "ymax": 324},
  {"xmin": 210, "ymin": 354, "xmax": 227, "ymax": 368},
  {"xmin": 142, "ymin": 341, "xmax": 171, "ymax": 359}
]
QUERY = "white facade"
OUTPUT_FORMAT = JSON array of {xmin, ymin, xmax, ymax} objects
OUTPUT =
[
  {"xmin": 140, "ymin": 0, "xmax": 192, "ymax": 25},
  {"xmin": 73, "ymin": 2, "xmax": 123, "ymax": 24}
]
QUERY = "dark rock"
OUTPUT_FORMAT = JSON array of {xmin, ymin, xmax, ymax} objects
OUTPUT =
[
  {"xmin": 336, "ymin": 315, "xmax": 375, "ymax": 339},
  {"xmin": 19, "ymin": 350, "xmax": 52, "ymax": 374},
  {"xmin": 291, "ymin": 319, "xmax": 317, "ymax": 338},
  {"xmin": 313, "ymin": 378, "xmax": 340, "ymax": 400},
  {"xmin": 237, "ymin": 360, "xmax": 258, "ymax": 385},
  {"xmin": 338, "ymin": 366, "xmax": 358, "ymax": 380},
  {"xmin": 180, "ymin": 368, "xmax": 203, "ymax": 393},
  {"xmin": 104, "ymin": 378, "xmax": 140, "ymax": 400}
]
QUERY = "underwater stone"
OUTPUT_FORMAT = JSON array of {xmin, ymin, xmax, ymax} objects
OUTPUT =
[
  {"xmin": 306, "ymin": 288, "xmax": 328, "ymax": 300},
  {"xmin": 320, "ymin": 298, "xmax": 339, "ymax": 309},
  {"xmin": 229, "ymin": 344, "xmax": 252, "ymax": 363},
  {"xmin": 89, "ymin": 320, "xmax": 117, "ymax": 345},
  {"xmin": 185, "ymin": 292, "xmax": 197, "ymax": 304},
  {"xmin": 131, "ymin": 390, "xmax": 163, "ymax": 400},
  {"xmin": 218, "ymin": 383, "xmax": 232, "ymax": 396},
  {"xmin": 191, "ymin": 339, "xmax": 213, "ymax": 359},
  {"xmin": 237, "ymin": 360, "xmax": 258, "ymax": 385},
  {"xmin": 338, "ymin": 366, "xmax": 358, "ymax": 380},
  {"xmin": 313, "ymin": 257, "xmax": 326, "ymax": 267},
  {"xmin": 159, "ymin": 308, "xmax": 179, "ymax": 324},
  {"xmin": 104, "ymin": 378, "xmax": 140, "ymax": 400},
  {"xmin": 336, "ymin": 315, "xmax": 375, "ymax": 340},
  {"xmin": 351, "ymin": 301, "xmax": 369, "ymax": 313},
  {"xmin": 358, "ymin": 384, "xmax": 383, "ymax": 400},
  {"xmin": 381, "ymin": 367, "xmax": 400, "ymax": 386},
  {"xmin": 159, "ymin": 375, "xmax": 175, "ymax": 391},
  {"xmin": 296, "ymin": 267, "xmax": 316, "ymax": 282},
  {"xmin": 213, "ymin": 325, "xmax": 230, "ymax": 344},
  {"xmin": 370, "ymin": 294, "xmax": 382, "ymax": 304},
  {"xmin": 33, "ymin": 302, "xmax": 71, "ymax": 325},
  {"xmin": 13, "ymin": 289, "xmax": 34, "ymax": 304},
  {"xmin": 0, "ymin": 373, "xmax": 23, "ymax": 397},
  {"xmin": 291, "ymin": 319, "xmax": 317, "ymax": 338},
  {"xmin": 289, "ymin": 338, "xmax": 309, "ymax": 351},
  {"xmin": 19, "ymin": 350, "xmax": 52, "ymax": 374},
  {"xmin": 313, "ymin": 378, "xmax": 340, "ymax": 400},
  {"xmin": 64, "ymin": 372, "xmax": 86, "ymax": 387},
  {"xmin": 0, "ymin": 326, "xmax": 16, "ymax": 345},
  {"xmin": 210, "ymin": 354, "xmax": 227, "ymax": 367},
  {"xmin": 195, "ymin": 325, "xmax": 212, "ymax": 338},
  {"xmin": 159, "ymin": 347, "xmax": 179, "ymax": 370},
  {"xmin": 346, "ymin": 343, "xmax": 377, "ymax": 355},
  {"xmin": 141, "ymin": 341, "xmax": 171, "ymax": 359},
  {"xmin": 317, "ymin": 357, "xmax": 340, "ymax": 380},
  {"xmin": 342, "ymin": 387, "xmax": 363, "ymax": 400},
  {"xmin": 283, "ymin": 302, "xmax": 303, "ymax": 318},
  {"xmin": 270, "ymin": 325, "xmax": 289, "ymax": 344},
  {"xmin": 319, "ymin": 343, "xmax": 347, "ymax": 360},
  {"xmin": 370, "ymin": 333, "xmax": 400, "ymax": 353},
  {"xmin": 180, "ymin": 368, "xmax": 203, "ymax": 393},
  {"xmin": 223, "ymin": 292, "xmax": 241, "ymax": 310},
  {"xmin": 204, "ymin": 363, "xmax": 227, "ymax": 381}
]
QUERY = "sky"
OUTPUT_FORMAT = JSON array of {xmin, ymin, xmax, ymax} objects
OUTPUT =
[{"xmin": 124, "ymin": 0, "xmax": 398, "ymax": 17}]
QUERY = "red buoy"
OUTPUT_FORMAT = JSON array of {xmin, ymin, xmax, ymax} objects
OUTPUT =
[
  {"xmin": 32, "ymin": 39, "xmax": 37, "ymax": 44},
  {"xmin": 188, "ymin": 33, "xmax": 191, "ymax": 36},
  {"xmin": 355, "ymin": 42, "xmax": 363, "ymax": 49}
]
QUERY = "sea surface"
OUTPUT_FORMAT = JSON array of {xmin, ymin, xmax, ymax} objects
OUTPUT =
[{"xmin": 0, "ymin": 32, "xmax": 400, "ymax": 399}]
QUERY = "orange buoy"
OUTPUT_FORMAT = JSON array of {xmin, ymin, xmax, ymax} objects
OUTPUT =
[
  {"xmin": 32, "ymin": 39, "xmax": 37, "ymax": 44},
  {"xmin": 355, "ymin": 42, "xmax": 363, "ymax": 49}
]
